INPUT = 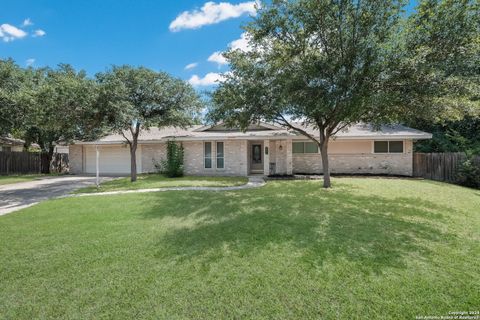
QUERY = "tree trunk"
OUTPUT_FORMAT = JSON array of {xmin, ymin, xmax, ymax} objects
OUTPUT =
[
  {"xmin": 130, "ymin": 139, "xmax": 137, "ymax": 182},
  {"xmin": 320, "ymin": 142, "xmax": 331, "ymax": 188},
  {"xmin": 125, "ymin": 123, "xmax": 141, "ymax": 183},
  {"xmin": 46, "ymin": 144, "xmax": 55, "ymax": 174},
  {"xmin": 319, "ymin": 130, "xmax": 331, "ymax": 188}
]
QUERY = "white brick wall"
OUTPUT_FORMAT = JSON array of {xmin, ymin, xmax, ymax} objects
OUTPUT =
[
  {"xmin": 69, "ymin": 145, "xmax": 83, "ymax": 174},
  {"xmin": 292, "ymin": 154, "xmax": 413, "ymax": 176},
  {"xmin": 68, "ymin": 139, "xmax": 414, "ymax": 176},
  {"xmin": 292, "ymin": 140, "xmax": 414, "ymax": 176},
  {"xmin": 182, "ymin": 140, "xmax": 248, "ymax": 176},
  {"xmin": 141, "ymin": 143, "xmax": 166, "ymax": 173}
]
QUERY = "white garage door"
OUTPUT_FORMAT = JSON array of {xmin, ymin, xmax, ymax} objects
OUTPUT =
[{"xmin": 85, "ymin": 145, "xmax": 141, "ymax": 174}]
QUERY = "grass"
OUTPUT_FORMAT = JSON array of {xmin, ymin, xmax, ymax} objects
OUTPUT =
[
  {"xmin": 73, "ymin": 174, "xmax": 249, "ymax": 193},
  {"xmin": 0, "ymin": 174, "xmax": 54, "ymax": 186},
  {"xmin": 0, "ymin": 178, "xmax": 479, "ymax": 319}
]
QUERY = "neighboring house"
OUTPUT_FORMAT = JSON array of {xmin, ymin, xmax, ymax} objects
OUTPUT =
[
  {"xmin": 0, "ymin": 136, "xmax": 24, "ymax": 152},
  {"xmin": 69, "ymin": 123, "xmax": 432, "ymax": 176},
  {"xmin": 54, "ymin": 145, "xmax": 70, "ymax": 154}
]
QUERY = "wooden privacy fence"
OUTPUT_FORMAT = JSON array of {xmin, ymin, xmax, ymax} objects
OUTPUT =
[
  {"xmin": 0, "ymin": 151, "xmax": 69, "ymax": 175},
  {"xmin": 413, "ymin": 152, "xmax": 468, "ymax": 182}
]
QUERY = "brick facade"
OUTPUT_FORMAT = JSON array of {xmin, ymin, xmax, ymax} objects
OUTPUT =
[
  {"xmin": 182, "ymin": 140, "xmax": 248, "ymax": 176},
  {"xmin": 141, "ymin": 143, "xmax": 166, "ymax": 173},
  {"xmin": 69, "ymin": 139, "xmax": 414, "ymax": 176},
  {"xmin": 292, "ymin": 140, "xmax": 413, "ymax": 176},
  {"xmin": 69, "ymin": 144, "xmax": 83, "ymax": 174}
]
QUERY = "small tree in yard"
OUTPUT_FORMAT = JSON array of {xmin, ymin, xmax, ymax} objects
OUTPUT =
[
  {"xmin": 96, "ymin": 66, "xmax": 202, "ymax": 182},
  {"xmin": 209, "ymin": 0, "xmax": 479, "ymax": 188},
  {"xmin": 158, "ymin": 140, "xmax": 184, "ymax": 178}
]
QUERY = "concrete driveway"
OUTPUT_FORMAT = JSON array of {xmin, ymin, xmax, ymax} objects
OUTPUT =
[{"xmin": 0, "ymin": 176, "xmax": 112, "ymax": 216}]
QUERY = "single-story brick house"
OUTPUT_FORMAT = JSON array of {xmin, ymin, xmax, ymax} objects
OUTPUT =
[{"xmin": 69, "ymin": 123, "xmax": 432, "ymax": 176}]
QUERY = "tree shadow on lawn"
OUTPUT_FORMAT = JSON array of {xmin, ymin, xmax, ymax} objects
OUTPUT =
[{"xmin": 142, "ymin": 182, "xmax": 454, "ymax": 274}]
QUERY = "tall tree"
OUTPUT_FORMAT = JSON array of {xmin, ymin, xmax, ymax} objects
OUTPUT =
[
  {"xmin": 395, "ymin": 0, "xmax": 479, "ymax": 122},
  {"xmin": 24, "ymin": 64, "xmax": 100, "ymax": 160},
  {"xmin": 399, "ymin": 0, "xmax": 480, "ymax": 152},
  {"xmin": 96, "ymin": 66, "xmax": 202, "ymax": 182},
  {"xmin": 210, "ymin": 0, "xmax": 406, "ymax": 188},
  {"xmin": 209, "ymin": 0, "xmax": 479, "ymax": 188}
]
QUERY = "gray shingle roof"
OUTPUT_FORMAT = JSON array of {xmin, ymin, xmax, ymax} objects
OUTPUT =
[
  {"xmin": 75, "ymin": 123, "xmax": 432, "ymax": 145},
  {"xmin": 302, "ymin": 123, "xmax": 433, "ymax": 139}
]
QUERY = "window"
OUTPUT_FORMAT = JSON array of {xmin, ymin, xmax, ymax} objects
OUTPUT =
[
  {"xmin": 374, "ymin": 141, "xmax": 404, "ymax": 153},
  {"xmin": 293, "ymin": 142, "xmax": 304, "ymax": 154},
  {"xmin": 216, "ymin": 142, "xmax": 224, "ymax": 169},
  {"xmin": 389, "ymin": 141, "xmax": 404, "ymax": 153},
  {"xmin": 305, "ymin": 142, "xmax": 319, "ymax": 153},
  {"xmin": 204, "ymin": 142, "xmax": 212, "ymax": 168},
  {"xmin": 293, "ymin": 142, "xmax": 319, "ymax": 154},
  {"xmin": 374, "ymin": 141, "xmax": 389, "ymax": 153}
]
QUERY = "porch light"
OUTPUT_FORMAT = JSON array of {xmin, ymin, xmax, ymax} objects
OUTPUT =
[
  {"xmin": 265, "ymin": 147, "xmax": 269, "ymax": 155},
  {"xmin": 279, "ymin": 145, "xmax": 283, "ymax": 151}
]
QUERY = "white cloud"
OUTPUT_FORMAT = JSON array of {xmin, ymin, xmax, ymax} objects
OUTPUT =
[
  {"xmin": 208, "ymin": 32, "xmax": 252, "ymax": 66},
  {"xmin": 185, "ymin": 62, "xmax": 198, "ymax": 70},
  {"xmin": 33, "ymin": 29, "xmax": 46, "ymax": 37},
  {"xmin": 229, "ymin": 32, "xmax": 251, "ymax": 52},
  {"xmin": 0, "ymin": 23, "xmax": 28, "ymax": 42},
  {"xmin": 188, "ymin": 72, "xmax": 226, "ymax": 87},
  {"xmin": 25, "ymin": 58, "xmax": 35, "ymax": 66},
  {"xmin": 23, "ymin": 18, "xmax": 33, "ymax": 27},
  {"xmin": 207, "ymin": 51, "xmax": 227, "ymax": 65},
  {"xmin": 169, "ymin": 1, "xmax": 257, "ymax": 32}
]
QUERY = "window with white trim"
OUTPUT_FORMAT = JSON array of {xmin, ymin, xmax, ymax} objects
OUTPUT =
[
  {"xmin": 293, "ymin": 142, "xmax": 319, "ymax": 154},
  {"xmin": 216, "ymin": 142, "xmax": 224, "ymax": 169},
  {"xmin": 204, "ymin": 142, "xmax": 212, "ymax": 168},
  {"xmin": 374, "ymin": 141, "xmax": 404, "ymax": 153}
]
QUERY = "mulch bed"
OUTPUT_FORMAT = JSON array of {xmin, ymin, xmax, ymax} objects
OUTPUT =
[{"xmin": 266, "ymin": 173, "xmax": 417, "ymax": 180}]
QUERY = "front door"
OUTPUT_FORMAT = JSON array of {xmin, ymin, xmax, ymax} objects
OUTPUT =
[{"xmin": 251, "ymin": 144, "xmax": 263, "ymax": 172}]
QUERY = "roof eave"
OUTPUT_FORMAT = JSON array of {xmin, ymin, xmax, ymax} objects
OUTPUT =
[
  {"xmin": 72, "ymin": 133, "xmax": 432, "ymax": 145},
  {"xmin": 72, "ymin": 134, "xmax": 294, "ymax": 145},
  {"xmin": 330, "ymin": 134, "xmax": 433, "ymax": 140}
]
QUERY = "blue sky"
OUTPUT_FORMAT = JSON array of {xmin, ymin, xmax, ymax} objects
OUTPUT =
[
  {"xmin": 1, "ymin": 0, "xmax": 417, "ymax": 88},
  {"xmin": 0, "ymin": 0, "xmax": 257, "ymax": 87}
]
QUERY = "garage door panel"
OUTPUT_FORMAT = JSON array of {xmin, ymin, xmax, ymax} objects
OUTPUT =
[{"xmin": 85, "ymin": 146, "xmax": 141, "ymax": 174}]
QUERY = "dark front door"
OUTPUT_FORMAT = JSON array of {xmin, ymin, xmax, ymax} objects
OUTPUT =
[{"xmin": 251, "ymin": 144, "xmax": 263, "ymax": 172}]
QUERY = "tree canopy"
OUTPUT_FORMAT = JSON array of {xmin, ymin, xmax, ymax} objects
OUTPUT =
[
  {"xmin": 23, "ymin": 64, "xmax": 100, "ymax": 154},
  {"xmin": 0, "ymin": 59, "xmax": 30, "ymax": 136},
  {"xmin": 1, "ymin": 62, "xmax": 202, "ymax": 179},
  {"xmin": 1, "ymin": 61, "xmax": 101, "ymax": 156},
  {"xmin": 398, "ymin": 0, "xmax": 479, "ymax": 121}
]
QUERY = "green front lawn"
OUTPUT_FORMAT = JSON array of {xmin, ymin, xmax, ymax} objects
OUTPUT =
[
  {"xmin": 73, "ymin": 174, "xmax": 248, "ymax": 193},
  {"xmin": 0, "ymin": 174, "xmax": 51, "ymax": 186},
  {"xmin": 1, "ymin": 178, "xmax": 479, "ymax": 319}
]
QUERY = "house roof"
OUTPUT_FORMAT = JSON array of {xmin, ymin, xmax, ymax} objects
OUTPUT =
[
  {"xmin": 74, "ymin": 122, "xmax": 432, "ymax": 145},
  {"xmin": 299, "ymin": 123, "xmax": 433, "ymax": 140},
  {"xmin": 0, "ymin": 136, "xmax": 25, "ymax": 146}
]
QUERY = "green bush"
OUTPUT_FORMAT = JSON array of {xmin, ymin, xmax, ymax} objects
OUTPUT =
[
  {"xmin": 456, "ymin": 157, "xmax": 480, "ymax": 189},
  {"xmin": 155, "ymin": 140, "xmax": 184, "ymax": 178}
]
